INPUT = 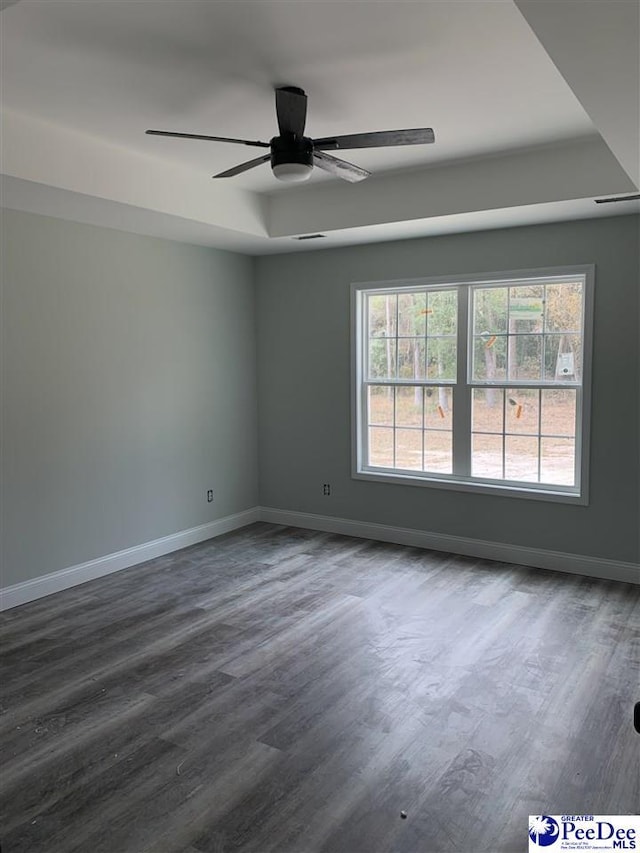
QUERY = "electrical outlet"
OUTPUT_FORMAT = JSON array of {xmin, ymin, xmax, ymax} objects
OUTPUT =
[
  {"xmin": 323, "ymin": 483, "xmax": 331, "ymax": 496},
  {"xmin": 207, "ymin": 489, "xmax": 214, "ymax": 503}
]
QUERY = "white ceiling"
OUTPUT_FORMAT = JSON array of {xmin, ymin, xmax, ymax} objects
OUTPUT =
[{"xmin": 1, "ymin": 0, "xmax": 638, "ymax": 254}]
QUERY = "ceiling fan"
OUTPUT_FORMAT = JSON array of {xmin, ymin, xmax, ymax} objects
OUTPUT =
[{"xmin": 146, "ymin": 85, "xmax": 435, "ymax": 183}]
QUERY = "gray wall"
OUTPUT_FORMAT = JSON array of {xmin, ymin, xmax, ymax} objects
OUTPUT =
[
  {"xmin": 256, "ymin": 215, "xmax": 639, "ymax": 564},
  {"xmin": 1, "ymin": 209, "xmax": 258, "ymax": 587}
]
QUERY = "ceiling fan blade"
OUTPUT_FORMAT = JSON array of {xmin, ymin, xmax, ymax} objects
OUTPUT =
[
  {"xmin": 314, "ymin": 128, "xmax": 435, "ymax": 150},
  {"xmin": 213, "ymin": 153, "xmax": 271, "ymax": 178},
  {"xmin": 313, "ymin": 150, "xmax": 370, "ymax": 183},
  {"xmin": 146, "ymin": 130, "xmax": 270, "ymax": 148},
  {"xmin": 275, "ymin": 86, "xmax": 307, "ymax": 137}
]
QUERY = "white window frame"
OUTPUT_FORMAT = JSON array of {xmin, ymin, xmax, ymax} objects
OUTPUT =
[{"xmin": 351, "ymin": 265, "xmax": 594, "ymax": 505}]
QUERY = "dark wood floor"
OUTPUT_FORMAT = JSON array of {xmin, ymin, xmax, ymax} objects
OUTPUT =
[{"xmin": 1, "ymin": 523, "xmax": 639, "ymax": 853}]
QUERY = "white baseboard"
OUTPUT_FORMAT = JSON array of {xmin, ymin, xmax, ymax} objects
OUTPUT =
[
  {"xmin": 2, "ymin": 505, "xmax": 637, "ymax": 611},
  {"xmin": 0, "ymin": 508, "xmax": 260, "ymax": 611},
  {"xmin": 259, "ymin": 507, "xmax": 640, "ymax": 586}
]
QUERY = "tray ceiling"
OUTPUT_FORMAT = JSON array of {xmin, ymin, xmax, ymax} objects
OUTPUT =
[{"xmin": 1, "ymin": 0, "xmax": 638, "ymax": 253}]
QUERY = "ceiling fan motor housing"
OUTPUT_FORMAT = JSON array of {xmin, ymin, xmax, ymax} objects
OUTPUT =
[{"xmin": 270, "ymin": 135, "xmax": 313, "ymax": 168}]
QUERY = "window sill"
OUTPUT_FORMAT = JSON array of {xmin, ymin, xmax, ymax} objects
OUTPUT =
[{"xmin": 353, "ymin": 468, "xmax": 588, "ymax": 505}]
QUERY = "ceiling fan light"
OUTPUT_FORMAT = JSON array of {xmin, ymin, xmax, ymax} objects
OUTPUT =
[{"xmin": 272, "ymin": 162, "xmax": 313, "ymax": 182}]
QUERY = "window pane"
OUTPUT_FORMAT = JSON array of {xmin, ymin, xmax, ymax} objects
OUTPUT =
[
  {"xmin": 398, "ymin": 291, "xmax": 426, "ymax": 337},
  {"xmin": 397, "ymin": 338, "xmax": 425, "ymax": 379},
  {"xmin": 472, "ymin": 388, "xmax": 504, "ymax": 433},
  {"xmin": 472, "ymin": 335, "xmax": 507, "ymax": 381},
  {"xmin": 427, "ymin": 337, "xmax": 456, "ymax": 381},
  {"xmin": 509, "ymin": 286, "xmax": 544, "ymax": 333},
  {"xmin": 505, "ymin": 435, "xmax": 539, "ymax": 482},
  {"xmin": 427, "ymin": 289, "xmax": 457, "ymax": 335},
  {"xmin": 425, "ymin": 430, "xmax": 452, "ymax": 473},
  {"xmin": 505, "ymin": 389, "xmax": 539, "ymax": 435},
  {"xmin": 541, "ymin": 437, "xmax": 575, "ymax": 486},
  {"xmin": 369, "ymin": 427, "xmax": 393, "ymax": 468},
  {"xmin": 508, "ymin": 335, "xmax": 542, "ymax": 381},
  {"xmin": 368, "ymin": 386, "xmax": 393, "ymax": 426},
  {"xmin": 368, "ymin": 338, "xmax": 396, "ymax": 379},
  {"xmin": 395, "ymin": 429, "xmax": 422, "ymax": 471},
  {"xmin": 425, "ymin": 387, "xmax": 452, "ymax": 429},
  {"xmin": 396, "ymin": 386, "xmax": 423, "ymax": 427},
  {"xmin": 544, "ymin": 282, "xmax": 582, "ymax": 333},
  {"xmin": 368, "ymin": 293, "xmax": 397, "ymax": 338},
  {"xmin": 473, "ymin": 287, "xmax": 508, "ymax": 334},
  {"xmin": 541, "ymin": 389, "xmax": 576, "ymax": 437},
  {"xmin": 472, "ymin": 433, "xmax": 503, "ymax": 479},
  {"xmin": 544, "ymin": 334, "xmax": 582, "ymax": 381}
]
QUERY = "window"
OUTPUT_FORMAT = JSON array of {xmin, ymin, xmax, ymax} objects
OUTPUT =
[{"xmin": 352, "ymin": 266, "xmax": 593, "ymax": 503}]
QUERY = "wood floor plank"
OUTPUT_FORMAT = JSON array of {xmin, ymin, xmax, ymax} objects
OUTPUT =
[{"xmin": 1, "ymin": 522, "xmax": 638, "ymax": 852}]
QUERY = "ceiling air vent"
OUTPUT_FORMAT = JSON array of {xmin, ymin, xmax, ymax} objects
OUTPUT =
[
  {"xmin": 294, "ymin": 234, "xmax": 326, "ymax": 241},
  {"xmin": 594, "ymin": 193, "xmax": 640, "ymax": 204}
]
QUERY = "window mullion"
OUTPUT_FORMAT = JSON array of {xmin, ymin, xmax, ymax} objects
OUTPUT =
[{"xmin": 452, "ymin": 284, "xmax": 471, "ymax": 476}]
